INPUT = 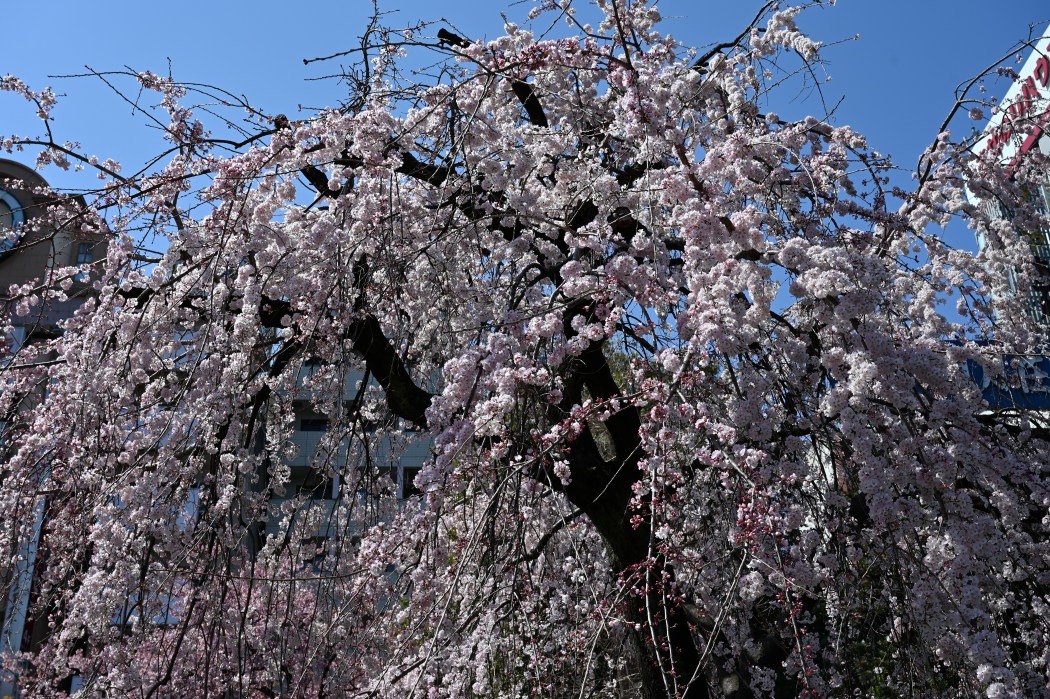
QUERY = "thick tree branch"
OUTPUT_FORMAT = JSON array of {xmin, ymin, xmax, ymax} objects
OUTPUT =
[
  {"xmin": 510, "ymin": 80, "xmax": 549, "ymax": 127},
  {"xmin": 345, "ymin": 314, "xmax": 433, "ymax": 427}
]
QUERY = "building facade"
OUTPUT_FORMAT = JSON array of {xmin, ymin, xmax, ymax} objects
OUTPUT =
[
  {"xmin": 973, "ymin": 24, "xmax": 1050, "ymax": 326},
  {"xmin": 0, "ymin": 160, "xmax": 110, "ymax": 698},
  {"xmin": 968, "ymin": 26, "xmax": 1050, "ymax": 412},
  {"xmin": 0, "ymin": 159, "xmax": 431, "ymax": 696},
  {"xmin": 0, "ymin": 160, "xmax": 107, "ymax": 346}
]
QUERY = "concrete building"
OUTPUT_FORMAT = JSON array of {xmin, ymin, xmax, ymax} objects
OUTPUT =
[
  {"xmin": 0, "ymin": 160, "xmax": 109, "ymax": 698},
  {"xmin": 0, "ymin": 159, "xmax": 107, "ymax": 346},
  {"xmin": 0, "ymin": 160, "xmax": 430, "ymax": 695},
  {"xmin": 973, "ymin": 24, "xmax": 1050, "ymax": 326},
  {"xmin": 968, "ymin": 25, "xmax": 1050, "ymax": 411},
  {"xmin": 265, "ymin": 363, "xmax": 431, "ymax": 545}
]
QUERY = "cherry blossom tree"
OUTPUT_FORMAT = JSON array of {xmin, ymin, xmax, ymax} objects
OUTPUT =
[{"xmin": 1, "ymin": 1, "xmax": 1049, "ymax": 697}]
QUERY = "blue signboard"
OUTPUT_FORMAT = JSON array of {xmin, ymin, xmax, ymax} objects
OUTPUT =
[{"xmin": 968, "ymin": 354, "xmax": 1050, "ymax": 410}]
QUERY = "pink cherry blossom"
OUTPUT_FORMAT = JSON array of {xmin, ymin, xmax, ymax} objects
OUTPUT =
[{"xmin": 0, "ymin": 3, "xmax": 1047, "ymax": 698}]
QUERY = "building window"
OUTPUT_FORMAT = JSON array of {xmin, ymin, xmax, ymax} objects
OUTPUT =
[
  {"xmin": 0, "ymin": 197, "xmax": 13, "ymax": 230},
  {"xmin": 75, "ymin": 243, "xmax": 93, "ymax": 265},
  {"xmin": 300, "ymin": 418, "xmax": 329, "ymax": 432},
  {"xmin": 296, "ymin": 468, "xmax": 337, "ymax": 499},
  {"xmin": 402, "ymin": 467, "xmax": 422, "ymax": 498},
  {"xmin": 378, "ymin": 465, "xmax": 421, "ymax": 499},
  {"xmin": 73, "ymin": 243, "xmax": 95, "ymax": 282},
  {"xmin": 0, "ymin": 189, "xmax": 26, "ymax": 253}
]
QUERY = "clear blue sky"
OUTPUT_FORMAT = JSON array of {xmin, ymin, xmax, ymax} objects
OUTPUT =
[{"xmin": 2, "ymin": 0, "xmax": 1048, "ymax": 252}]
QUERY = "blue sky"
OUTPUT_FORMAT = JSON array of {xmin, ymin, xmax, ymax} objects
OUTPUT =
[{"xmin": 2, "ymin": 0, "xmax": 1048, "ymax": 253}]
